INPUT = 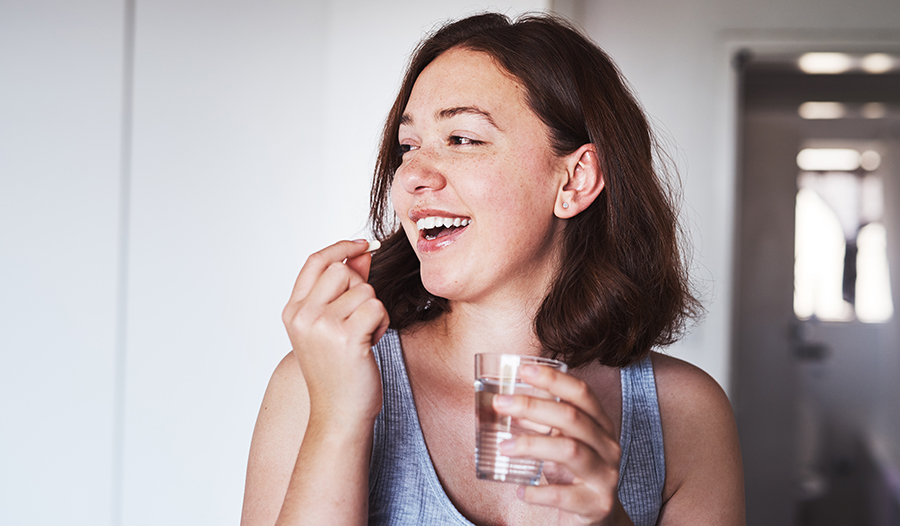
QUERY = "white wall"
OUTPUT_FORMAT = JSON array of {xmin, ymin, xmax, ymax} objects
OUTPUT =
[
  {"xmin": 121, "ymin": 1, "xmax": 326, "ymax": 522},
  {"xmin": 0, "ymin": 1, "xmax": 547, "ymax": 525},
  {"xmin": 0, "ymin": 1, "xmax": 124, "ymax": 524}
]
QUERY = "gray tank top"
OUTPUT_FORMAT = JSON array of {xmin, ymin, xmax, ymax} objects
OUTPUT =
[{"xmin": 368, "ymin": 329, "xmax": 665, "ymax": 526}]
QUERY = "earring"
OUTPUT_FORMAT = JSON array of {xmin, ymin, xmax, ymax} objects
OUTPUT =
[{"xmin": 562, "ymin": 202, "xmax": 569, "ymax": 209}]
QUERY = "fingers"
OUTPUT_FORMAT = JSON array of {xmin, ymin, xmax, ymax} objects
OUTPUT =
[
  {"xmin": 345, "ymin": 251, "xmax": 372, "ymax": 282},
  {"xmin": 517, "ymin": 483, "xmax": 618, "ymax": 521},
  {"xmin": 521, "ymin": 364, "xmax": 614, "ymax": 432},
  {"xmin": 302, "ymin": 260, "xmax": 367, "ymax": 310},
  {"xmin": 503, "ymin": 429, "xmax": 621, "ymax": 520},
  {"xmin": 324, "ymin": 281, "xmax": 378, "ymax": 321},
  {"xmin": 284, "ymin": 268, "xmax": 383, "ymax": 343},
  {"xmin": 346, "ymin": 296, "xmax": 391, "ymax": 348},
  {"xmin": 494, "ymin": 394, "xmax": 618, "ymax": 461},
  {"xmin": 500, "ymin": 433, "xmax": 618, "ymax": 482},
  {"xmin": 289, "ymin": 239, "xmax": 371, "ymax": 302},
  {"xmin": 282, "ymin": 239, "xmax": 389, "ymax": 353},
  {"xmin": 325, "ymin": 281, "xmax": 390, "ymax": 341},
  {"xmin": 491, "ymin": 365, "xmax": 614, "ymax": 444}
]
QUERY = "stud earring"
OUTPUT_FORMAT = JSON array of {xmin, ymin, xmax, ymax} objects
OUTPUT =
[{"xmin": 562, "ymin": 202, "xmax": 569, "ymax": 209}]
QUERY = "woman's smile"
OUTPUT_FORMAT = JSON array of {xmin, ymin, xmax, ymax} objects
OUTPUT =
[{"xmin": 410, "ymin": 208, "xmax": 473, "ymax": 253}]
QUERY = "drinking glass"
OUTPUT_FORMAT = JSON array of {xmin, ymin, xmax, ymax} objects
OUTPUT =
[{"xmin": 474, "ymin": 353, "xmax": 567, "ymax": 485}]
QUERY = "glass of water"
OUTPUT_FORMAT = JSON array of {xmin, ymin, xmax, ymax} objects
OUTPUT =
[{"xmin": 474, "ymin": 353, "xmax": 568, "ymax": 485}]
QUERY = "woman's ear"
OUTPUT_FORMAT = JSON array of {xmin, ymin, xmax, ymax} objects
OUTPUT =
[{"xmin": 555, "ymin": 144, "xmax": 605, "ymax": 218}]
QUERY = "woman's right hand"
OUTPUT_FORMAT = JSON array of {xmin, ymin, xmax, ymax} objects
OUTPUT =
[{"xmin": 281, "ymin": 239, "xmax": 390, "ymax": 425}]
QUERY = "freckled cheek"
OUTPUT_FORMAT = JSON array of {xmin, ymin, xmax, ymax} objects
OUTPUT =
[
  {"xmin": 492, "ymin": 176, "xmax": 559, "ymax": 250},
  {"xmin": 478, "ymin": 187, "xmax": 544, "ymax": 244},
  {"xmin": 469, "ymin": 157, "xmax": 551, "ymax": 214}
]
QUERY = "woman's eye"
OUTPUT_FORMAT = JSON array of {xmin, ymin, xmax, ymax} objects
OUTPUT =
[
  {"xmin": 398, "ymin": 143, "xmax": 418, "ymax": 154},
  {"xmin": 450, "ymin": 136, "xmax": 481, "ymax": 146}
]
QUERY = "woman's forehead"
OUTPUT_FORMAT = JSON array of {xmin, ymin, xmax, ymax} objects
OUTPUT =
[{"xmin": 403, "ymin": 48, "xmax": 527, "ymax": 124}]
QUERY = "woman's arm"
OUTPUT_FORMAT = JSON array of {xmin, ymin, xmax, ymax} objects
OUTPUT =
[
  {"xmin": 240, "ymin": 352, "xmax": 378, "ymax": 526},
  {"xmin": 240, "ymin": 240, "xmax": 389, "ymax": 526},
  {"xmin": 241, "ymin": 352, "xmax": 310, "ymax": 526},
  {"xmin": 652, "ymin": 353, "xmax": 746, "ymax": 525}
]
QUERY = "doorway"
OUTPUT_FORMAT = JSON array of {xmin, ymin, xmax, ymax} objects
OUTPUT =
[{"xmin": 733, "ymin": 50, "xmax": 900, "ymax": 526}]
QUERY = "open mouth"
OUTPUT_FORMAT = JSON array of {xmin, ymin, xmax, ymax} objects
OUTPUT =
[{"xmin": 417, "ymin": 216, "xmax": 471, "ymax": 241}]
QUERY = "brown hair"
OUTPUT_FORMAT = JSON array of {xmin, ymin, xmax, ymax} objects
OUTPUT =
[{"xmin": 367, "ymin": 12, "xmax": 701, "ymax": 368}]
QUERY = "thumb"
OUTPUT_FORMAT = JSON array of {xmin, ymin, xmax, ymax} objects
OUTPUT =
[{"xmin": 346, "ymin": 251, "xmax": 372, "ymax": 282}]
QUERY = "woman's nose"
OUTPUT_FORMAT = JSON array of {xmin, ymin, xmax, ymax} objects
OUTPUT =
[{"xmin": 395, "ymin": 148, "xmax": 447, "ymax": 194}]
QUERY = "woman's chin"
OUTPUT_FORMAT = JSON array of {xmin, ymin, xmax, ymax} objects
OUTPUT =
[{"xmin": 419, "ymin": 273, "xmax": 465, "ymax": 303}]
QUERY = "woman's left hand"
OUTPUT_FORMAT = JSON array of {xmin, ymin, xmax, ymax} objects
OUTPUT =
[{"xmin": 492, "ymin": 364, "xmax": 635, "ymax": 526}]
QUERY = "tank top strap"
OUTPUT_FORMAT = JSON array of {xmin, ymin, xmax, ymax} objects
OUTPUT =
[{"xmin": 617, "ymin": 353, "xmax": 666, "ymax": 526}]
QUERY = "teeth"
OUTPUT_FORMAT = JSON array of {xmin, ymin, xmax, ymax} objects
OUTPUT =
[{"xmin": 416, "ymin": 216, "xmax": 471, "ymax": 231}]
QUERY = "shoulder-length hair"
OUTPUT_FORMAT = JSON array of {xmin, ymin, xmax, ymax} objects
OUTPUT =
[{"xmin": 367, "ymin": 12, "xmax": 701, "ymax": 368}]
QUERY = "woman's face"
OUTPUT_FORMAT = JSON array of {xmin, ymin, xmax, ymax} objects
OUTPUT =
[{"xmin": 391, "ymin": 47, "xmax": 568, "ymax": 307}]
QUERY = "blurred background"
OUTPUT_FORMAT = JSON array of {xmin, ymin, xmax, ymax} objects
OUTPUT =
[{"xmin": 2, "ymin": 1, "xmax": 899, "ymax": 525}]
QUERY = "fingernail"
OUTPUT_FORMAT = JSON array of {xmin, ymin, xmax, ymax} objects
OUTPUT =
[
  {"xmin": 500, "ymin": 438, "xmax": 516, "ymax": 453},
  {"xmin": 494, "ymin": 395, "xmax": 513, "ymax": 407},
  {"xmin": 352, "ymin": 239, "xmax": 368, "ymax": 244},
  {"xmin": 516, "ymin": 486, "xmax": 525, "ymax": 499},
  {"xmin": 521, "ymin": 365, "xmax": 539, "ymax": 377}
]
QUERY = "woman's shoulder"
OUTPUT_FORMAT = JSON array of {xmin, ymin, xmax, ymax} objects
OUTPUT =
[
  {"xmin": 648, "ymin": 352, "xmax": 738, "ymax": 447},
  {"xmin": 647, "ymin": 351, "xmax": 746, "ymax": 523},
  {"xmin": 648, "ymin": 351, "xmax": 738, "ymax": 459},
  {"xmin": 648, "ymin": 351, "xmax": 731, "ymax": 410}
]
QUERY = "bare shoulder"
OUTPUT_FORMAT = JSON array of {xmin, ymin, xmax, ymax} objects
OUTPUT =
[
  {"xmin": 241, "ymin": 352, "xmax": 310, "ymax": 526},
  {"xmin": 650, "ymin": 352, "xmax": 732, "ymax": 419},
  {"xmin": 649, "ymin": 352, "xmax": 746, "ymax": 525}
]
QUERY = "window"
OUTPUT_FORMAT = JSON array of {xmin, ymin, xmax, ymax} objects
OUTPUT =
[{"xmin": 793, "ymin": 146, "xmax": 893, "ymax": 322}]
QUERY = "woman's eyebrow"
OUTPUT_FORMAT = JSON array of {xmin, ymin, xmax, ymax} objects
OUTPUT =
[
  {"xmin": 398, "ymin": 106, "xmax": 502, "ymax": 130},
  {"xmin": 437, "ymin": 106, "xmax": 502, "ymax": 130}
]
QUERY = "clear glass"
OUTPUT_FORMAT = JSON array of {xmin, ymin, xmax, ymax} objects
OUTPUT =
[{"xmin": 474, "ymin": 353, "xmax": 567, "ymax": 485}]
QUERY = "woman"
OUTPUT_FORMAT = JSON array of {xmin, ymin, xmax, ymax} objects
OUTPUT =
[{"xmin": 241, "ymin": 12, "xmax": 744, "ymax": 526}]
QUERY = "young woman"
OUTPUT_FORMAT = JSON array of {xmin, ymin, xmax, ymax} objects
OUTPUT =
[{"xmin": 241, "ymin": 13, "xmax": 744, "ymax": 526}]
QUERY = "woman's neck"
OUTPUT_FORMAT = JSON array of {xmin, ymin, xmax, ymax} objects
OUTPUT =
[{"xmin": 407, "ymin": 294, "xmax": 545, "ymax": 370}]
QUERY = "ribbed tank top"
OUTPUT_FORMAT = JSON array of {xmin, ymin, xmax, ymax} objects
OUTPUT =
[{"xmin": 368, "ymin": 329, "xmax": 665, "ymax": 526}]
